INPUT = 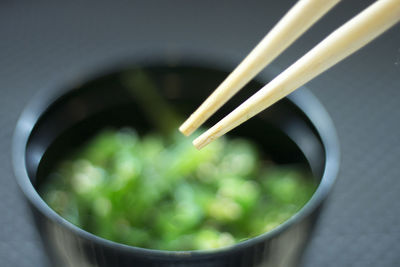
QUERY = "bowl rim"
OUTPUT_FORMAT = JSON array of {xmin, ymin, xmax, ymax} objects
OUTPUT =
[{"xmin": 12, "ymin": 50, "xmax": 340, "ymax": 259}]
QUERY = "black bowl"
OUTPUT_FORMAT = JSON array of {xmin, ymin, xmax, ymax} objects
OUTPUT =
[{"xmin": 13, "ymin": 59, "xmax": 339, "ymax": 267}]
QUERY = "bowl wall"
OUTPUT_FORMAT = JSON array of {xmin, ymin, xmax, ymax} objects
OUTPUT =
[{"xmin": 13, "ymin": 62, "xmax": 339, "ymax": 267}]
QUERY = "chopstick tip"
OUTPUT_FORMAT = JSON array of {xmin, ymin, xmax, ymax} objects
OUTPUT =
[
  {"xmin": 192, "ymin": 138, "xmax": 204, "ymax": 150},
  {"xmin": 179, "ymin": 120, "xmax": 197, "ymax": 136},
  {"xmin": 178, "ymin": 125, "xmax": 191, "ymax": 136},
  {"xmin": 193, "ymin": 133, "xmax": 213, "ymax": 150}
]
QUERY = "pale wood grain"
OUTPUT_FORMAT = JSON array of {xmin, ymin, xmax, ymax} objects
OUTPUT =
[
  {"xmin": 179, "ymin": 0, "xmax": 340, "ymax": 136},
  {"xmin": 194, "ymin": 0, "xmax": 400, "ymax": 149}
]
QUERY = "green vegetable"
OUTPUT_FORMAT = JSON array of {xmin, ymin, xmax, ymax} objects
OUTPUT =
[{"xmin": 40, "ymin": 128, "xmax": 317, "ymax": 250}]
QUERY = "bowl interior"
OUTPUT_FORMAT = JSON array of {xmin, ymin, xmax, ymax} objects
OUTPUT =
[{"xmin": 25, "ymin": 64, "xmax": 325, "ymax": 193}]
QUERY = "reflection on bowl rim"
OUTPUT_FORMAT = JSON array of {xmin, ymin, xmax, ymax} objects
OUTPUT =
[{"xmin": 12, "ymin": 53, "xmax": 340, "ymax": 258}]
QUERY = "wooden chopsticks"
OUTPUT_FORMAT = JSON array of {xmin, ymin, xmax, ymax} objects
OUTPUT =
[
  {"xmin": 179, "ymin": 0, "xmax": 341, "ymax": 137},
  {"xmin": 180, "ymin": 0, "xmax": 400, "ymax": 149}
]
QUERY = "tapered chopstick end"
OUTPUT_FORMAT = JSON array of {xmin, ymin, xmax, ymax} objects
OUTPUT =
[
  {"xmin": 179, "ymin": 116, "xmax": 201, "ymax": 136},
  {"xmin": 192, "ymin": 137, "xmax": 206, "ymax": 150},
  {"xmin": 193, "ymin": 132, "xmax": 215, "ymax": 150},
  {"xmin": 178, "ymin": 122, "xmax": 194, "ymax": 136}
]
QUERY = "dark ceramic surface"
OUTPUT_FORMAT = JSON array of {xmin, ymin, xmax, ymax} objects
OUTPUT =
[{"xmin": 14, "ymin": 64, "xmax": 338, "ymax": 266}]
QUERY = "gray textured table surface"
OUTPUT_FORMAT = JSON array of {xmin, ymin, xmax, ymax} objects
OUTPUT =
[{"xmin": 1, "ymin": 1, "xmax": 399, "ymax": 266}]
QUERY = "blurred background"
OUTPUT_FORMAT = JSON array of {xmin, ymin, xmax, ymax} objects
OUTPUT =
[{"xmin": 1, "ymin": 0, "xmax": 399, "ymax": 266}]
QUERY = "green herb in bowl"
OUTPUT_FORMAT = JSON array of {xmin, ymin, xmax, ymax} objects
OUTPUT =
[{"xmin": 40, "ymin": 127, "xmax": 316, "ymax": 251}]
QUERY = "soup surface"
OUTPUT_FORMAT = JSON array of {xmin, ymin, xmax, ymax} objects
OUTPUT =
[{"xmin": 39, "ymin": 128, "xmax": 316, "ymax": 250}]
